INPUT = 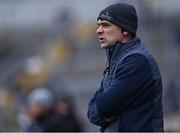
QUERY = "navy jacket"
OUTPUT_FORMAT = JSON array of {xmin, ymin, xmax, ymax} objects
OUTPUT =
[{"xmin": 87, "ymin": 38, "xmax": 164, "ymax": 132}]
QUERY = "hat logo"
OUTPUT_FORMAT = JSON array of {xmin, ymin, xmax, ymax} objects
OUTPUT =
[
  {"xmin": 106, "ymin": 12, "xmax": 109, "ymax": 16},
  {"xmin": 100, "ymin": 11, "xmax": 112, "ymax": 20}
]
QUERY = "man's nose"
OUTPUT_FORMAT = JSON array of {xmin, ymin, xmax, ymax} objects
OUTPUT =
[{"xmin": 96, "ymin": 26, "xmax": 103, "ymax": 35}]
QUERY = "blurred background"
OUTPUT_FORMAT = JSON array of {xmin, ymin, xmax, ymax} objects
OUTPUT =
[{"xmin": 0, "ymin": 0, "xmax": 180, "ymax": 131}]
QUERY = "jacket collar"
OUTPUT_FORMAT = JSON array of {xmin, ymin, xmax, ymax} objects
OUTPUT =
[{"xmin": 105, "ymin": 37, "xmax": 141, "ymax": 65}]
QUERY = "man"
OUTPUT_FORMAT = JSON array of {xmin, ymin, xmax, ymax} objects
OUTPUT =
[{"xmin": 87, "ymin": 3, "xmax": 164, "ymax": 132}]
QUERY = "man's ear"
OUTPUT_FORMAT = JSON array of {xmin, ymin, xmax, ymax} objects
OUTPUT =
[{"xmin": 122, "ymin": 31, "xmax": 129, "ymax": 36}]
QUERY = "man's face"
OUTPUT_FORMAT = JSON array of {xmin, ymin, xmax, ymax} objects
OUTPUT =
[{"xmin": 96, "ymin": 19, "xmax": 123, "ymax": 49}]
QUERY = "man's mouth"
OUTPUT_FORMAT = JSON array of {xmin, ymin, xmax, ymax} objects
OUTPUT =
[{"xmin": 99, "ymin": 37, "xmax": 105, "ymax": 43}]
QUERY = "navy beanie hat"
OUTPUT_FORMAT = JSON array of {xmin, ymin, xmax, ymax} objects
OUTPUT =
[{"xmin": 98, "ymin": 3, "xmax": 138, "ymax": 36}]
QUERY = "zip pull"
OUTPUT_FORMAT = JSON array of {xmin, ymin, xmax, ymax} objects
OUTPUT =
[{"xmin": 103, "ymin": 66, "xmax": 109, "ymax": 77}]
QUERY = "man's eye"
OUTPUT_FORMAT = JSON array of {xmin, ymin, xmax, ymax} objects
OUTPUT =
[
  {"xmin": 103, "ymin": 23, "xmax": 111, "ymax": 27},
  {"xmin": 97, "ymin": 23, "xmax": 111, "ymax": 28}
]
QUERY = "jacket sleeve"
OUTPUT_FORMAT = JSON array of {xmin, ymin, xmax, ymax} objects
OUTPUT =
[
  {"xmin": 87, "ymin": 81, "xmax": 109, "ymax": 126},
  {"xmin": 96, "ymin": 54, "xmax": 152, "ymax": 118}
]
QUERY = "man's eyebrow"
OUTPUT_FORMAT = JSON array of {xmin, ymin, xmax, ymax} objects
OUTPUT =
[{"xmin": 97, "ymin": 21, "xmax": 111, "ymax": 25}]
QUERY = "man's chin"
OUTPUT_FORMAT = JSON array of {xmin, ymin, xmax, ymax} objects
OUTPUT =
[
  {"xmin": 100, "ymin": 43, "xmax": 108, "ymax": 49},
  {"xmin": 100, "ymin": 43, "xmax": 114, "ymax": 49}
]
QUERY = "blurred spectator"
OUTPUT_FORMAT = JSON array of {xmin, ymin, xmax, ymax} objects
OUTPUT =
[
  {"xmin": 173, "ymin": 19, "xmax": 180, "ymax": 46},
  {"xmin": 14, "ymin": 83, "xmax": 31, "ymax": 131},
  {"xmin": 52, "ymin": 96, "xmax": 83, "ymax": 132},
  {"xmin": 22, "ymin": 87, "xmax": 56, "ymax": 132},
  {"xmin": 164, "ymin": 76, "xmax": 180, "ymax": 114},
  {"xmin": 17, "ymin": 86, "xmax": 83, "ymax": 132}
]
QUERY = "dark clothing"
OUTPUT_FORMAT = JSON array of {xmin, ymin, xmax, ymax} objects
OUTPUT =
[
  {"xmin": 26, "ymin": 111, "xmax": 56, "ymax": 132},
  {"xmin": 87, "ymin": 38, "xmax": 164, "ymax": 132},
  {"xmin": 52, "ymin": 115, "xmax": 83, "ymax": 132},
  {"xmin": 26, "ymin": 111, "xmax": 82, "ymax": 132}
]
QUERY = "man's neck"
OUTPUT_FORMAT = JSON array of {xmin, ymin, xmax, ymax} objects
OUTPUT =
[
  {"xmin": 122, "ymin": 37, "xmax": 130, "ymax": 43},
  {"xmin": 121, "ymin": 35, "xmax": 135, "ymax": 43}
]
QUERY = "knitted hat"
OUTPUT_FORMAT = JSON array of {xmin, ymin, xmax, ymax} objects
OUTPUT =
[{"xmin": 98, "ymin": 3, "xmax": 138, "ymax": 36}]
